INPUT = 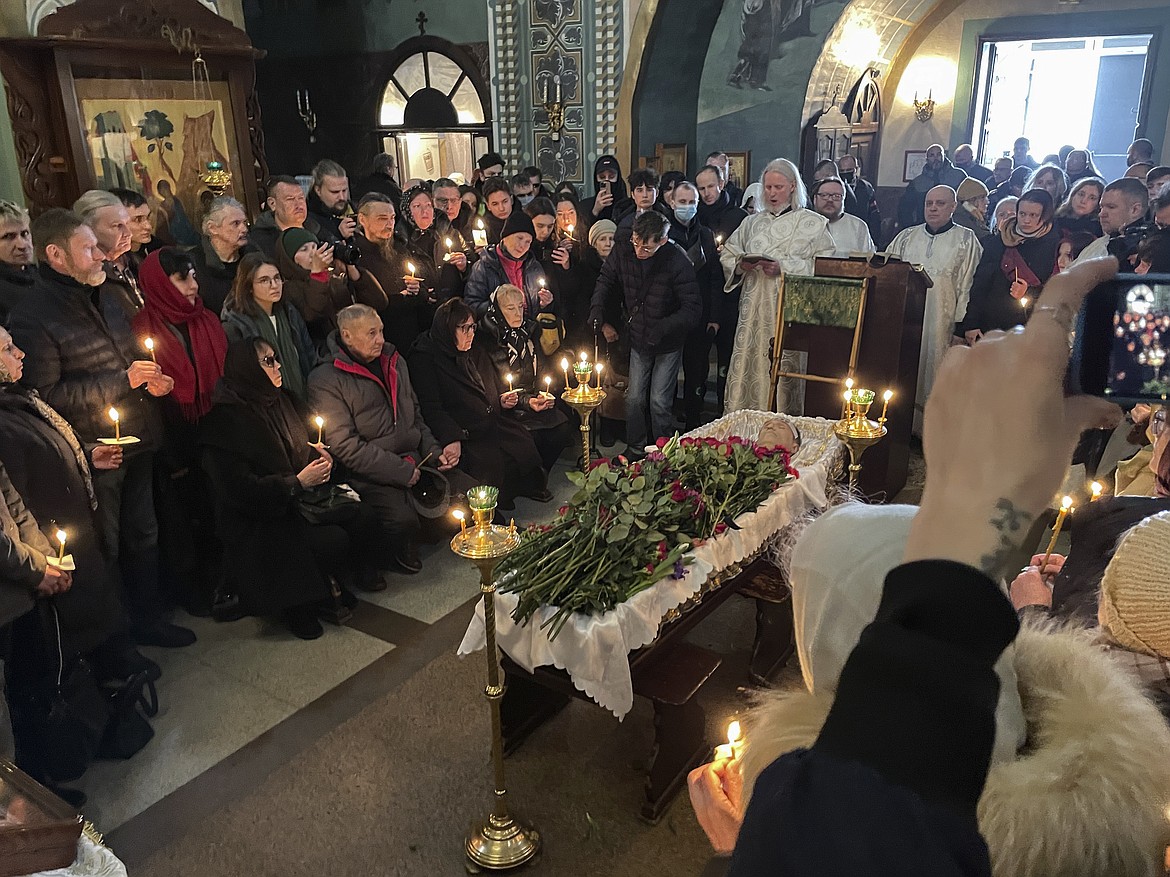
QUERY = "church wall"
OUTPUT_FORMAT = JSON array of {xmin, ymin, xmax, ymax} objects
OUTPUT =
[{"xmin": 876, "ymin": 0, "xmax": 1170, "ymax": 189}]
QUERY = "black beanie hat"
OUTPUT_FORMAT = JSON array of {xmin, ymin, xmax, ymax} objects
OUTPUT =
[
  {"xmin": 501, "ymin": 210, "xmax": 536, "ymax": 240},
  {"xmin": 478, "ymin": 152, "xmax": 505, "ymax": 171}
]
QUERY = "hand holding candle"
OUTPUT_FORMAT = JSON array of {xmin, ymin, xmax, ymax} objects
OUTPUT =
[
  {"xmin": 713, "ymin": 720, "xmax": 744, "ymax": 762},
  {"xmin": 1040, "ymin": 496, "xmax": 1073, "ymax": 572},
  {"xmin": 473, "ymin": 220, "xmax": 488, "ymax": 248}
]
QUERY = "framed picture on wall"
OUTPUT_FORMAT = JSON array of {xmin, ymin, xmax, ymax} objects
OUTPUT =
[
  {"xmin": 903, "ymin": 150, "xmax": 928, "ymax": 182},
  {"xmin": 726, "ymin": 151, "xmax": 751, "ymax": 189},
  {"xmin": 655, "ymin": 143, "xmax": 688, "ymax": 175}
]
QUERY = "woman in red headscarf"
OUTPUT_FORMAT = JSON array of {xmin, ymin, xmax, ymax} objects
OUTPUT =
[{"xmin": 133, "ymin": 247, "xmax": 228, "ymax": 615}]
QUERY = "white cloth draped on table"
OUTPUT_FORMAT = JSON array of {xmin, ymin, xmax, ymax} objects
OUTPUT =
[
  {"xmin": 884, "ymin": 222, "xmax": 982, "ymax": 432},
  {"xmin": 458, "ymin": 412, "xmax": 841, "ymax": 719},
  {"xmin": 718, "ymin": 209, "xmax": 836, "ymax": 413}
]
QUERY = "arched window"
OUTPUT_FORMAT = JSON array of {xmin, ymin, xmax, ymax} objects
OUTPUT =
[{"xmin": 377, "ymin": 40, "xmax": 491, "ymax": 183}]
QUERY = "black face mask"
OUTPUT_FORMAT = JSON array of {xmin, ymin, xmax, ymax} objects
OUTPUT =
[{"xmin": 841, "ymin": 171, "xmax": 856, "ymax": 184}]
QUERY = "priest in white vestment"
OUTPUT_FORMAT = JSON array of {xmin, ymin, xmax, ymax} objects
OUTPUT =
[
  {"xmin": 810, "ymin": 177, "xmax": 876, "ymax": 258},
  {"xmin": 720, "ymin": 158, "xmax": 835, "ymax": 413},
  {"xmin": 885, "ymin": 185, "xmax": 982, "ymax": 433}
]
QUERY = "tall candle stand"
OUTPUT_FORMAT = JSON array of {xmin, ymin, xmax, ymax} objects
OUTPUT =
[
  {"xmin": 561, "ymin": 359, "xmax": 606, "ymax": 474},
  {"xmin": 453, "ymin": 486, "xmax": 540, "ymax": 870},
  {"xmin": 832, "ymin": 388, "xmax": 889, "ymax": 490}
]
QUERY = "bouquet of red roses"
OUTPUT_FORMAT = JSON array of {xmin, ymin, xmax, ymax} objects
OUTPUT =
[{"xmin": 499, "ymin": 434, "xmax": 797, "ymax": 640}]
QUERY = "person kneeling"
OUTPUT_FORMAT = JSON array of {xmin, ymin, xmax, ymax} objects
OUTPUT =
[
  {"xmin": 308, "ymin": 304, "xmax": 473, "ymax": 575},
  {"xmin": 199, "ymin": 338, "xmax": 383, "ymax": 639}
]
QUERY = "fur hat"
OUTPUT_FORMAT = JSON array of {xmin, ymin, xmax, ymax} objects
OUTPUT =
[
  {"xmin": 477, "ymin": 152, "xmax": 505, "ymax": 171},
  {"xmin": 280, "ymin": 227, "xmax": 318, "ymax": 260},
  {"xmin": 588, "ymin": 219, "xmax": 617, "ymax": 247},
  {"xmin": 957, "ymin": 177, "xmax": 990, "ymax": 203},
  {"xmin": 501, "ymin": 210, "xmax": 536, "ymax": 241},
  {"xmin": 1098, "ymin": 510, "xmax": 1170, "ymax": 656}
]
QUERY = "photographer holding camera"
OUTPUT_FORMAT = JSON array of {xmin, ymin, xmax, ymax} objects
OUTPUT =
[{"xmin": 1073, "ymin": 178, "xmax": 1150, "ymax": 269}]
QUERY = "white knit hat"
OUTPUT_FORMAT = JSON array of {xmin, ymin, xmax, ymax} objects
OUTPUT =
[
  {"xmin": 1099, "ymin": 511, "xmax": 1170, "ymax": 657},
  {"xmin": 790, "ymin": 503, "xmax": 1027, "ymax": 764}
]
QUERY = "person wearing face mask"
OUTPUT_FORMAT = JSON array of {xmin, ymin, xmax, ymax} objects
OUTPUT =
[
  {"xmin": 963, "ymin": 189, "xmax": 1060, "ymax": 340},
  {"xmin": 836, "ymin": 154, "xmax": 881, "ymax": 245},
  {"xmin": 667, "ymin": 181, "xmax": 724, "ymax": 430},
  {"xmin": 476, "ymin": 285, "xmax": 571, "ymax": 472},
  {"xmin": 720, "ymin": 158, "xmax": 835, "ymax": 413},
  {"xmin": 511, "ymin": 173, "xmax": 536, "ymax": 209}
]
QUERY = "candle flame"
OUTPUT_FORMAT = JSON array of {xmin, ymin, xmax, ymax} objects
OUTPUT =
[
  {"xmin": 1061, "ymin": 495, "xmax": 1074, "ymax": 511},
  {"xmin": 561, "ymin": 357, "xmax": 569, "ymax": 370},
  {"xmin": 843, "ymin": 390, "xmax": 852, "ymax": 403},
  {"xmin": 544, "ymin": 376, "xmax": 552, "ymax": 387},
  {"xmin": 716, "ymin": 234, "xmax": 723, "ymax": 244},
  {"xmin": 1021, "ymin": 296, "xmax": 1030, "ymax": 309},
  {"xmin": 108, "ymin": 407, "xmax": 119, "ymax": 423},
  {"xmin": 144, "ymin": 337, "xmax": 154, "ymax": 351},
  {"xmin": 1090, "ymin": 481, "xmax": 1103, "ymax": 497},
  {"xmin": 506, "ymin": 373, "xmax": 513, "ymax": 383},
  {"xmin": 539, "ymin": 277, "xmax": 546, "ymax": 288},
  {"xmin": 567, "ymin": 224, "xmax": 574, "ymax": 233},
  {"xmin": 883, "ymin": 389, "xmax": 893, "ymax": 402},
  {"xmin": 845, "ymin": 377, "xmax": 854, "ymax": 391},
  {"xmin": 452, "ymin": 508, "xmax": 465, "ymax": 522},
  {"xmin": 580, "ymin": 351, "xmax": 588, "ymax": 362},
  {"xmin": 445, "ymin": 237, "xmax": 453, "ymax": 248},
  {"xmin": 595, "ymin": 363, "xmax": 603, "ymax": 373},
  {"xmin": 727, "ymin": 720, "xmax": 742, "ymax": 745},
  {"xmin": 477, "ymin": 219, "xmax": 485, "ymax": 229},
  {"xmin": 407, "ymin": 262, "xmax": 416, "ymax": 274},
  {"xmin": 56, "ymin": 529, "xmax": 66, "ymax": 546},
  {"xmin": 314, "ymin": 416, "xmax": 324, "ymax": 428}
]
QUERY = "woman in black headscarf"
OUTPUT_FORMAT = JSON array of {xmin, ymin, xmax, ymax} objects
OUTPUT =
[
  {"xmin": 199, "ymin": 338, "xmax": 383, "ymax": 638},
  {"xmin": 408, "ymin": 298, "xmax": 550, "ymax": 511}
]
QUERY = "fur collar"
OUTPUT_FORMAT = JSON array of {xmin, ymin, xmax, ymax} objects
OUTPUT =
[{"xmin": 738, "ymin": 623, "xmax": 1170, "ymax": 876}]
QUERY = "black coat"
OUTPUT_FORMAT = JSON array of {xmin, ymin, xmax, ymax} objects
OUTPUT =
[
  {"xmin": 844, "ymin": 176, "xmax": 883, "ymax": 246},
  {"xmin": 668, "ymin": 219, "xmax": 724, "ymax": 326},
  {"xmin": 353, "ymin": 234, "xmax": 432, "ymax": 355},
  {"xmin": 588, "ymin": 238, "xmax": 702, "ymax": 355},
  {"xmin": 352, "ymin": 172, "xmax": 403, "ymax": 207},
  {"xmin": 697, "ymin": 191, "xmax": 749, "ymax": 243},
  {"xmin": 0, "ymin": 385, "xmax": 121, "ymax": 656},
  {"xmin": 0, "ymin": 262, "xmax": 36, "ymax": 325},
  {"xmin": 407, "ymin": 334, "xmax": 543, "ymax": 495},
  {"xmin": 189, "ymin": 236, "xmax": 257, "ymax": 319},
  {"xmin": 9, "ymin": 265, "xmax": 161, "ymax": 451},
  {"xmin": 197, "ymin": 393, "xmax": 330, "ymax": 614},
  {"xmin": 964, "ymin": 227, "xmax": 1060, "ymax": 333},
  {"xmin": 475, "ymin": 312, "xmax": 569, "ymax": 434},
  {"xmin": 306, "ymin": 189, "xmax": 352, "ymax": 245}
]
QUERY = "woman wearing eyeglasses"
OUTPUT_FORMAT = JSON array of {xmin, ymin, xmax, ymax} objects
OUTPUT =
[
  {"xmin": 408, "ymin": 298, "xmax": 549, "ymax": 511},
  {"xmin": 221, "ymin": 253, "xmax": 317, "ymax": 402},
  {"xmin": 200, "ymin": 338, "xmax": 381, "ymax": 639},
  {"xmin": 1116, "ymin": 405, "xmax": 1170, "ymax": 498}
]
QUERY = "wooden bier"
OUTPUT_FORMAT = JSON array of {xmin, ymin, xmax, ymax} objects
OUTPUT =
[{"xmin": 776, "ymin": 256, "xmax": 926, "ymax": 499}]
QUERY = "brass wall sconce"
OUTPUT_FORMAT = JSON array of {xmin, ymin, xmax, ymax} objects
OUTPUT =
[
  {"xmin": 541, "ymin": 74, "xmax": 564, "ymax": 141},
  {"xmin": 296, "ymin": 88, "xmax": 317, "ymax": 143},
  {"xmin": 913, "ymin": 90, "xmax": 935, "ymax": 123}
]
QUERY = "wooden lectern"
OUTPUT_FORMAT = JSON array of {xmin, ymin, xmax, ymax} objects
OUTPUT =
[{"xmin": 779, "ymin": 256, "xmax": 927, "ymax": 499}]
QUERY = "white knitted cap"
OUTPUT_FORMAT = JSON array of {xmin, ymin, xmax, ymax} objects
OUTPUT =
[{"xmin": 1099, "ymin": 511, "xmax": 1170, "ymax": 657}]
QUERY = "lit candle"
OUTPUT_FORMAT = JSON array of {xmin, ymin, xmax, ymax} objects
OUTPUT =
[
  {"xmin": 406, "ymin": 262, "xmax": 418, "ymax": 282},
  {"xmin": 55, "ymin": 528, "xmax": 67, "ymax": 563},
  {"xmin": 473, "ymin": 220, "xmax": 488, "ymax": 248},
  {"xmin": 715, "ymin": 233, "xmax": 724, "ymax": 247},
  {"xmin": 543, "ymin": 375, "xmax": 552, "ymax": 398},
  {"xmin": 878, "ymin": 389, "xmax": 893, "ymax": 424},
  {"xmin": 1040, "ymin": 496, "xmax": 1074, "ymax": 572},
  {"xmin": 109, "ymin": 407, "xmax": 120, "ymax": 442},
  {"xmin": 506, "ymin": 373, "xmax": 514, "ymax": 392},
  {"xmin": 561, "ymin": 356, "xmax": 570, "ymax": 389},
  {"xmin": 842, "ymin": 390, "xmax": 853, "ymax": 422},
  {"xmin": 566, "ymin": 223, "xmax": 575, "ymax": 241},
  {"xmin": 1021, "ymin": 296, "xmax": 1030, "ymax": 311},
  {"xmin": 538, "ymin": 277, "xmax": 547, "ymax": 292},
  {"xmin": 314, "ymin": 415, "xmax": 325, "ymax": 444},
  {"xmin": 714, "ymin": 720, "xmax": 744, "ymax": 761},
  {"xmin": 841, "ymin": 377, "xmax": 854, "ymax": 419},
  {"xmin": 580, "ymin": 350, "xmax": 588, "ymax": 363},
  {"xmin": 453, "ymin": 508, "xmax": 466, "ymax": 534},
  {"xmin": 594, "ymin": 362, "xmax": 603, "ymax": 389},
  {"xmin": 1090, "ymin": 481, "xmax": 1103, "ymax": 502},
  {"xmin": 443, "ymin": 237, "xmax": 454, "ymax": 261},
  {"xmin": 144, "ymin": 337, "xmax": 156, "ymax": 363}
]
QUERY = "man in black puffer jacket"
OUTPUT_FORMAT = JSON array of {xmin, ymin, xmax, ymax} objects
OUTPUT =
[
  {"xmin": 8, "ymin": 209, "xmax": 194, "ymax": 649},
  {"xmin": 589, "ymin": 211, "xmax": 700, "ymax": 454}
]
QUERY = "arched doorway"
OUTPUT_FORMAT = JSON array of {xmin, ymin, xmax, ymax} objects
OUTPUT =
[{"xmin": 376, "ymin": 37, "xmax": 492, "ymax": 184}]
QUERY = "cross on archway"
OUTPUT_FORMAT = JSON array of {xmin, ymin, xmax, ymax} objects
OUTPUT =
[{"xmin": 416, "ymin": 11, "xmax": 428, "ymax": 35}]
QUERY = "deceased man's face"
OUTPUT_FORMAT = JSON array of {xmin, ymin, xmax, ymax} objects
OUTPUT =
[{"xmin": 758, "ymin": 418, "xmax": 799, "ymax": 453}]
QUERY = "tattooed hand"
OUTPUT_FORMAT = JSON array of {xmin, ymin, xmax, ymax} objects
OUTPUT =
[{"xmin": 904, "ymin": 257, "xmax": 1123, "ymax": 578}]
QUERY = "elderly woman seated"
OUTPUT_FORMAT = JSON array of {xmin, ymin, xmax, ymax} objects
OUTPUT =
[
  {"xmin": 409, "ymin": 298, "xmax": 550, "ymax": 511},
  {"xmin": 199, "ymin": 338, "xmax": 385, "ymax": 639},
  {"xmin": 475, "ymin": 284, "xmax": 571, "ymax": 473}
]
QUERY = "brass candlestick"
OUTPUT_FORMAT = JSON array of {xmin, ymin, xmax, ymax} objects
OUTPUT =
[
  {"xmin": 453, "ymin": 486, "xmax": 540, "ymax": 870},
  {"xmin": 833, "ymin": 388, "xmax": 889, "ymax": 490},
  {"xmin": 561, "ymin": 361, "xmax": 606, "ymax": 473}
]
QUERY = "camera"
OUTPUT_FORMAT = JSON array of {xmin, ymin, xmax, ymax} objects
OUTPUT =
[
  {"xmin": 1107, "ymin": 221, "xmax": 1155, "ymax": 264},
  {"xmin": 335, "ymin": 237, "xmax": 362, "ymax": 265},
  {"xmin": 1071, "ymin": 272, "xmax": 1170, "ymax": 402}
]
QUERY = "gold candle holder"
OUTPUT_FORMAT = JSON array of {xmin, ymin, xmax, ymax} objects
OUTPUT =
[
  {"xmin": 561, "ymin": 360, "xmax": 606, "ymax": 473},
  {"xmin": 833, "ymin": 388, "xmax": 888, "ymax": 490},
  {"xmin": 450, "ymin": 486, "xmax": 540, "ymax": 870}
]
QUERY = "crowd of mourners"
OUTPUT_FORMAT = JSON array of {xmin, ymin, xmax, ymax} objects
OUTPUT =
[{"xmin": 1, "ymin": 133, "xmax": 1170, "ymax": 826}]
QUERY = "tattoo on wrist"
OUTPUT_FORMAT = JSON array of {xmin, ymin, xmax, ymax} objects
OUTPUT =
[{"xmin": 981, "ymin": 499, "xmax": 1033, "ymax": 578}]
